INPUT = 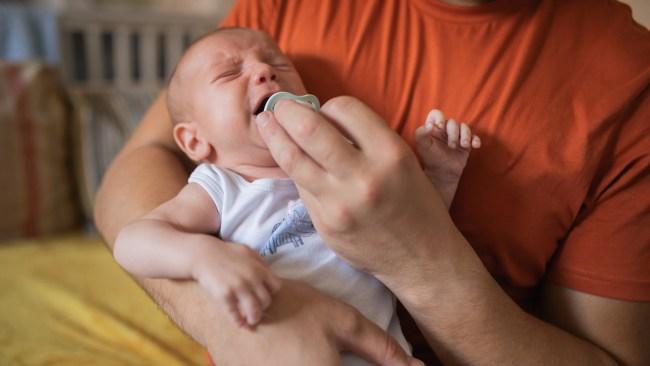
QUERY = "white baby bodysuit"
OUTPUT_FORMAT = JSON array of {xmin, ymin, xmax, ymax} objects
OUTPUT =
[{"xmin": 188, "ymin": 163, "xmax": 410, "ymax": 365}]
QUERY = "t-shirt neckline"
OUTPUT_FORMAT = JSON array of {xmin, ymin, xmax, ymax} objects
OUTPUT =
[{"xmin": 410, "ymin": 0, "xmax": 538, "ymax": 23}]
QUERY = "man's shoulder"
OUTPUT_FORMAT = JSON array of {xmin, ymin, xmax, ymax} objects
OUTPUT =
[
  {"xmin": 561, "ymin": 0, "xmax": 650, "ymax": 67},
  {"xmin": 544, "ymin": 0, "xmax": 650, "ymax": 93}
]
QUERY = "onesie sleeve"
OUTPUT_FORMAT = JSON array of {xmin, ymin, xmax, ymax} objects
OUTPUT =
[
  {"xmin": 187, "ymin": 164, "xmax": 225, "ymax": 217},
  {"xmin": 547, "ymin": 88, "xmax": 650, "ymax": 301}
]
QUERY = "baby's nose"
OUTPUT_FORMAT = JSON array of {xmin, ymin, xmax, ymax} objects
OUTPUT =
[{"xmin": 254, "ymin": 64, "xmax": 277, "ymax": 84}]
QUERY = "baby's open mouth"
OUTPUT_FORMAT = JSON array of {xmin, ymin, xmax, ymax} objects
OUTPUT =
[{"xmin": 254, "ymin": 96, "xmax": 271, "ymax": 115}]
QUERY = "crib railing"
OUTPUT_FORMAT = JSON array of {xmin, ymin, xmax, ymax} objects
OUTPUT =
[{"xmin": 58, "ymin": 10, "xmax": 214, "ymax": 92}]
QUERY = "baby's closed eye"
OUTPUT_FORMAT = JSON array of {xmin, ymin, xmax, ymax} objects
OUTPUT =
[{"xmin": 211, "ymin": 69, "xmax": 242, "ymax": 83}]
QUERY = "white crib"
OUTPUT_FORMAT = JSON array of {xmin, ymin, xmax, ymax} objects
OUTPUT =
[
  {"xmin": 58, "ymin": 10, "xmax": 215, "ymax": 92},
  {"xmin": 53, "ymin": 9, "xmax": 217, "ymax": 220}
]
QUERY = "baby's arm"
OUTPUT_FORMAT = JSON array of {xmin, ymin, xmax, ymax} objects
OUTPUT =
[{"xmin": 114, "ymin": 183, "xmax": 282, "ymax": 327}]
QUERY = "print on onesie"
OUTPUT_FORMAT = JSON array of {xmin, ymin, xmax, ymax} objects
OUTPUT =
[{"xmin": 260, "ymin": 200, "xmax": 317, "ymax": 256}]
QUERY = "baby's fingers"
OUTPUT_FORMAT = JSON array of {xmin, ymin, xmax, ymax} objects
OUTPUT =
[
  {"xmin": 426, "ymin": 109, "xmax": 445, "ymax": 129},
  {"xmin": 460, "ymin": 123, "xmax": 481, "ymax": 150},
  {"xmin": 238, "ymin": 290, "xmax": 263, "ymax": 326},
  {"xmin": 224, "ymin": 291, "xmax": 247, "ymax": 327},
  {"xmin": 446, "ymin": 119, "xmax": 460, "ymax": 148},
  {"xmin": 253, "ymin": 283, "xmax": 272, "ymax": 310},
  {"xmin": 460, "ymin": 123, "xmax": 472, "ymax": 149},
  {"xmin": 414, "ymin": 124, "xmax": 434, "ymax": 148},
  {"xmin": 265, "ymin": 272, "xmax": 283, "ymax": 294},
  {"xmin": 471, "ymin": 135, "xmax": 482, "ymax": 149}
]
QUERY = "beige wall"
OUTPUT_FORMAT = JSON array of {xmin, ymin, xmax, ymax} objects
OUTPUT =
[
  {"xmin": 33, "ymin": 0, "xmax": 235, "ymax": 18},
  {"xmin": 620, "ymin": 0, "xmax": 650, "ymax": 28}
]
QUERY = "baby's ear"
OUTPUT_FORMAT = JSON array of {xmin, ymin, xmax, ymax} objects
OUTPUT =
[{"xmin": 173, "ymin": 122, "xmax": 214, "ymax": 162}]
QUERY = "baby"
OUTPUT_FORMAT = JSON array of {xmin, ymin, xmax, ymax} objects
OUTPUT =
[{"xmin": 114, "ymin": 28, "xmax": 480, "ymax": 365}]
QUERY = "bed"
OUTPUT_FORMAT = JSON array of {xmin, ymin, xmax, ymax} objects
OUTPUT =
[
  {"xmin": 0, "ymin": 5, "xmax": 218, "ymax": 365},
  {"xmin": 0, "ymin": 234, "xmax": 207, "ymax": 365}
]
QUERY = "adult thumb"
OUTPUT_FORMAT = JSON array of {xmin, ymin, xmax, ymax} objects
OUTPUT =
[{"xmin": 336, "ymin": 313, "xmax": 424, "ymax": 366}]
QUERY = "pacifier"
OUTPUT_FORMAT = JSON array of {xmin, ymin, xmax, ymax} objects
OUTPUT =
[
  {"xmin": 263, "ymin": 92, "xmax": 320, "ymax": 113},
  {"xmin": 263, "ymin": 91, "xmax": 355, "ymax": 146}
]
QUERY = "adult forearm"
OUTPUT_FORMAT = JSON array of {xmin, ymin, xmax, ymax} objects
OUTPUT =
[
  {"xmin": 95, "ymin": 144, "xmax": 190, "ymax": 246},
  {"xmin": 140, "ymin": 277, "xmax": 233, "ymax": 349},
  {"xmin": 390, "ymin": 232, "xmax": 617, "ymax": 366}
]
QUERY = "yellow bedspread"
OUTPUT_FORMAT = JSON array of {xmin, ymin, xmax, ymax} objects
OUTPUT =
[{"xmin": 0, "ymin": 233, "xmax": 206, "ymax": 366}]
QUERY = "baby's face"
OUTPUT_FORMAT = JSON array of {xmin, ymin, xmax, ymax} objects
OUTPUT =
[{"xmin": 175, "ymin": 29, "xmax": 307, "ymax": 174}]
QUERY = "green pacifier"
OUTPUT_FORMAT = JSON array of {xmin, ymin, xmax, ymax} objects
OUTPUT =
[{"xmin": 263, "ymin": 92, "xmax": 320, "ymax": 112}]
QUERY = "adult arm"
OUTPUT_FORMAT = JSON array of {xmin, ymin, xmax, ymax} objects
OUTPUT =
[
  {"xmin": 256, "ymin": 96, "xmax": 650, "ymax": 365},
  {"xmin": 94, "ymin": 91, "xmax": 421, "ymax": 366}
]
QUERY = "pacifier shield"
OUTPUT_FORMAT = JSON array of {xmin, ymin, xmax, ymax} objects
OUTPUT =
[{"xmin": 263, "ymin": 92, "xmax": 320, "ymax": 112}]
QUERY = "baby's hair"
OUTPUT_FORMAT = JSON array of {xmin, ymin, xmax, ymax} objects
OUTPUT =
[{"xmin": 166, "ymin": 27, "xmax": 258, "ymax": 126}]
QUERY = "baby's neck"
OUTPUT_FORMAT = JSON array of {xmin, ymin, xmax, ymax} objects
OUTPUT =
[{"xmin": 226, "ymin": 164, "xmax": 289, "ymax": 182}]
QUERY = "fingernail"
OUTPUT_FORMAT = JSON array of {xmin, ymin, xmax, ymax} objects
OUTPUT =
[{"xmin": 256, "ymin": 112, "xmax": 271, "ymax": 127}]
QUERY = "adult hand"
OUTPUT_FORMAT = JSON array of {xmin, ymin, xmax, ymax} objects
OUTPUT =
[
  {"xmin": 255, "ymin": 97, "xmax": 465, "ymax": 286},
  {"xmin": 254, "ymin": 96, "xmax": 642, "ymax": 366},
  {"xmin": 205, "ymin": 280, "xmax": 423, "ymax": 366}
]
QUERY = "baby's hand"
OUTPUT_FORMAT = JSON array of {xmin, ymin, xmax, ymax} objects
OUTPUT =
[
  {"xmin": 192, "ymin": 242, "xmax": 282, "ymax": 328},
  {"xmin": 415, "ymin": 109, "xmax": 481, "ymax": 155},
  {"xmin": 414, "ymin": 109, "xmax": 481, "ymax": 209}
]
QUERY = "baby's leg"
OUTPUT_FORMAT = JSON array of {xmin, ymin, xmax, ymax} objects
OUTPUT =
[{"xmin": 414, "ymin": 109, "xmax": 481, "ymax": 209}]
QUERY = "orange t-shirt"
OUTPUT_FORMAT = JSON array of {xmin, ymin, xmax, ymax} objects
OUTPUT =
[{"xmin": 221, "ymin": 0, "xmax": 649, "ymax": 360}]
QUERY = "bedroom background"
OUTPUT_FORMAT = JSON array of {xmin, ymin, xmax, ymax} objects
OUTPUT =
[
  {"xmin": 0, "ymin": 1, "xmax": 648, "ymax": 365},
  {"xmin": 0, "ymin": 1, "xmax": 233, "ymax": 364}
]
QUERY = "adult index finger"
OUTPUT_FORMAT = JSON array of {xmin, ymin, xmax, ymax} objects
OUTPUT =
[
  {"xmin": 272, "ymin": 99, "xmax": 361, "ymax": 178},
  {"xmin": 336, "ymin": 307, "xmax": 424, "ymax": 366},
  {"xmin": 255, "ymin": 111, "xmax": 326, "ymax": 194},
  {"xmin": 320, "ymin": 96, "xmax": 400, "ymax": 158}
]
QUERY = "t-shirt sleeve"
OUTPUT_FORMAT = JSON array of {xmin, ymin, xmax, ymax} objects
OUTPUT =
[
  {"xmin": 547, "ymin": 89, "xmax": 650, "ymax": 301},
  {"xmin": 187, "ymin": 163, "xmax": 225, "ymax": 216}
]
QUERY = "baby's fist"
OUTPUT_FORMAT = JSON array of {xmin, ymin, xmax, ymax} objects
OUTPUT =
[{"xmin": 193, "ymin": 243, "xmax": 282, "ymax": 327}]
